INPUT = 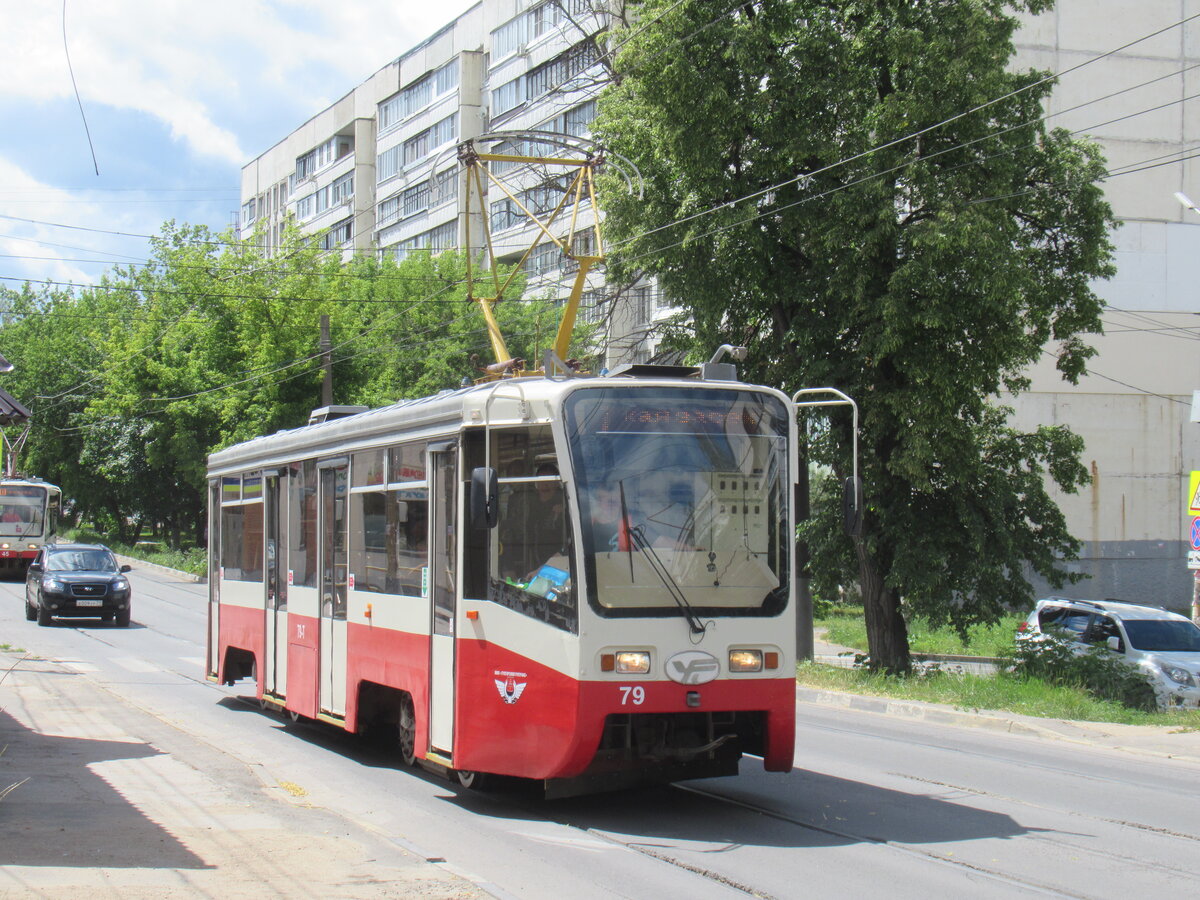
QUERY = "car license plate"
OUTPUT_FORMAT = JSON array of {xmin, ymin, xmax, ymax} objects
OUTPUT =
[{"xmin": 76, "ymin": 599, "xmax": 103, "ymax": 607}]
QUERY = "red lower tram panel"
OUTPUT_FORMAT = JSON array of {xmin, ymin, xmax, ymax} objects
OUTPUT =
[{"xmin": 455, "ymin": 638, "xmax": 795, "ymax": 796}]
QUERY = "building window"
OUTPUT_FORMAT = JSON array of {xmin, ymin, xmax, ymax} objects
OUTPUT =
[
  {"xmin": 527, "ymin": 41, "xmax": 600, "ymax": 101},
  {"xmin": 564, "ymin": 100, "xmax": 596, "ymax": 136},
  {"xmin": 523, "ymin": 241, "xmax": 559, "ymax": 276},
  {"xmin": 402, "ymin": 113, "xmax": 457, "ymax": 167},
  {"xmin": 632, "ymin": 285, "xmax": 652, "ymax": 323},
  {"xmin": 394, "ymin": 220, "xmax": 457, "ymax": 261},
  {"xmin": 580, "ymin": 289, "xmax": 605, "ymax": 325},
  {"xmin": 429, "ymin": 167, "xmax": 456, "ymax": 208},
  {"xmin": 402, "ymin": 180, "xmax": 431, "ymax": 219},
  {"xmin": 492, "ymin": 76, "xmax": 525, "ymax": 116},
  {"xmin": 403, "ymin": 131, "xmax": 429, "ymax": 167},
  {"xmin": 378, "ymin": 145, "xmax": 402, "ymax": 182},
  {"xmin": 320, "ymin": 218, "xmax": 353, "ymax": 250},
  {"xmin": 331, "ymin": 171, "xmax": 354, "ymax": 205},
  {"xmin": 378, "ymin": 193, "xmax": 401, "ymax": 226},
  {"xmin": 379, "ymin": 58, "xmax": 461, "ymax": 135},
  {"xmin": 434, "ymin": 58, "xmax": 459, "ymax": 96},
  {"xmin": 295, "ymin": 149, "xmax": 317, "ymax": 181},
  {"xmin": 491, "ymin": 198, "xmax": 519, "ymax": 231},
  {"xmin": 241, "ymin": 198, "xmax": 257, "ymax": 227},
  {"xmin": 492, "ymin": 15, "xmax": 527, "ymax": 60},
  {"xmin": 296, "ymin": 193, "xmax": 315, "ymax": 220}
]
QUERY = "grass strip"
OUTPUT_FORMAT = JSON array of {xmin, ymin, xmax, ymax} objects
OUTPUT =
[{"xmin": 797, "ymin": 661, "xmax": 1200, "ymax": 728}]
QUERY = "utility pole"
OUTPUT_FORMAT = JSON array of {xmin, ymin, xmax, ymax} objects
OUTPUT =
[{"xmin": 319, "ymin": 314, "xmax": 333, "ymax": 408}]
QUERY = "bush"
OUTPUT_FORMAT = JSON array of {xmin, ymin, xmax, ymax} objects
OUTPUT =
[{"xmin": 1003, "ymin": 636, "xmax": 1158, "ymax": 711}]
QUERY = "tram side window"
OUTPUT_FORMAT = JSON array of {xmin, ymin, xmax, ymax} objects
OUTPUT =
[
  {"xmin": 491, "ymin": 425, "xmax": 555, "ymax": 478},
  {"xmin": 484, "ymin": 425, "xmax": 575, "ymax": 632},
  {"xmin": 353, "ymin": 448, "xmax": 385, "ymax": 487},
  {"xmin": 288, "ymin": 459, "xmax": 317, "ymax": 588},
  {"xmin": 221, "ymin": 502, "xmax": 264, "ymax": 582},
  {"xmin": 350, "ymin": 489, "xmax": 428, "ymax": 595}
]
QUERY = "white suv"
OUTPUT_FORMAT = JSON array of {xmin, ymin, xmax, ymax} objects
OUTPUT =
[{"xmin": 1019, "ymin": 598, "xmax": 1200, "ymax": 710}]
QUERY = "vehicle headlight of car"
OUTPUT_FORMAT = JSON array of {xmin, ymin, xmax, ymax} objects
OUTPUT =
[
  {"xmin": 1156, "ymin": 661, "xmax": 1197, "ymax": 687},
  {"xmin": 111, "ymin": 578, "xmax": 129, "ymax": 592},
  {"xmin": 43, "ymin": 578, "xmax": 66, "ymax": 593}
]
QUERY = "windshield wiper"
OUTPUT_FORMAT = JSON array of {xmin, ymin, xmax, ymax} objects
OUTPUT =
[{"xmin": 628, "ymin": 524, "xmax": 707, "ymax": 637}]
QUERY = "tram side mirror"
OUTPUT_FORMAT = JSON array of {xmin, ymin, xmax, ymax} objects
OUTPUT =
[
  {"xmin": 842, "ymin": 476, "xmax": 863, "ymax": 537},
  {"xmin": 471, "ymin": 466, "xmax": 499, "ymax": 529}
]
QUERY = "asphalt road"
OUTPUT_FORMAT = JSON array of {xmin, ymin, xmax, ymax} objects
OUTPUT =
[{"xmin": 3, "ymin": 566, "xmax": 1200, "ymax": 898}]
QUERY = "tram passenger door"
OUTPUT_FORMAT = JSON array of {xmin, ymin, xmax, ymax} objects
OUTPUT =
[
  {"xmin": 318, "ymin": 462, "xmax": 349, "ymax": 717},
  {"xmin": 264, "ymin": 473, "xmax": 288, "ymax": 696},
  {"xmin": 206, "ymin": 481, "xmax": 220, "ymax": 679},
  {"xmin": 428, "ymin": 445, "xmax": 458, "ymax": 753}
]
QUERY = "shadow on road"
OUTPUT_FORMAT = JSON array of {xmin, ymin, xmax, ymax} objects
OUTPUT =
[{"xmin": 0, "ymin": 707, "xmax": 210, "ymax": 870}]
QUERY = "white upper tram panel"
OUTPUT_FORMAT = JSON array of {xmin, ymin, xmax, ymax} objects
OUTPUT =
[{"xmin": 206, "ymin": 370, "xmax": 798, "ymax": 482}]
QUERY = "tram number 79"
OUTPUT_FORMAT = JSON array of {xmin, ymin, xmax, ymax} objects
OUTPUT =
[{"xmin": 618, "ymin": 686, "xmax": 645, "ymax": 706}]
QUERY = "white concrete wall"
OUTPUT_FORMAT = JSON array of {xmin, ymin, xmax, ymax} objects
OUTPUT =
[{"xmin": 1012, "ymin": 2, "xmax": 1200, "ymax": 609}]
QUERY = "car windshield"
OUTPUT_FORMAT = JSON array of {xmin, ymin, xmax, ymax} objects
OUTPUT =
[
  {"xmin": 45, "ymin": 549, "xmax": 119, "ymax": 573},
  {"xmin": 1122, "ymin": 619, "xmax": 1200, "ymax": 652}
]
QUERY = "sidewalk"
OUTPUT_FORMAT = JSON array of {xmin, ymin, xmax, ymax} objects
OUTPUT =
[
  {"xmin": 806, "ymin": 630, "xmax": 1200, "ymax": 765},
  {"xmin": 0, "ymin": 651, "xmax": 484, "ymax": 898}
]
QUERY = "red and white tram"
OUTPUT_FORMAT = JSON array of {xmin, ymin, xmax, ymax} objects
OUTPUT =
[
  {"xmin": 207, "ymin": 364, "xmax": 799, "ymax": 794},
  {"xmin": 0, "ymin": 476, "xmax": 62, "ymax": 574}
]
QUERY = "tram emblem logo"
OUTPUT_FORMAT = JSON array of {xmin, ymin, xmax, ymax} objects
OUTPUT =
[
  {"xmin": 666, "ymin": 651, "xmax": 720, "ymax": 685},
  {"xmin": 494, "ymin": 670, "xmax": 528, "ymax": 704}
]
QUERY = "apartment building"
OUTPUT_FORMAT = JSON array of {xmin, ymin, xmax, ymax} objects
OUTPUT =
[
  {"xmin": 238, "ymin": 0, "xmax": 653, "ymax": 359},
  {"xmin": 1010, "ymin": 3, "xmax": 1200, "ymax": 608},
  {"xmin": 239, "ymin": 0, "xmax": 1199, "ymax": 607}
]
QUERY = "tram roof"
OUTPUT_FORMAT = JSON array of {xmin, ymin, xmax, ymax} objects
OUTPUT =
[{"xmin": 207, "ymin": 370, "xmax": 780, "ymax": 477}]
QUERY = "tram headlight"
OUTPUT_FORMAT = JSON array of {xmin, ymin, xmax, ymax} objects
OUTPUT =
[
  {"xmin": 601, "ymin": 651, "xmax": 651, "ymax": 674},
  {"xmin": 728, "ymin": 649, "xmax": 764, "ymax": 672},
  {"xmin": 0, "ymin": 542, "xmax": 8, "ymax": 550}
]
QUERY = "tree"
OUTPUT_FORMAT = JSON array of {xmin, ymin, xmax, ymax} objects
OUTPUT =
[
  {"xmin": 0, "ymin": 220, "xmax": 583, "ymax": 549},
  {"xmin": 596, "ymin": 0, "xmax": 1115, "ymax": 672}
]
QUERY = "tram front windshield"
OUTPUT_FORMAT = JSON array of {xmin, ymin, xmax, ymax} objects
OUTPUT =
[
  {"xmin": 564, "ymin": 386, "xmax": 790, "ymax": 617},
  {"xmin": 0, "ymin": 486, "xmax": 46, "ymax": 536}
]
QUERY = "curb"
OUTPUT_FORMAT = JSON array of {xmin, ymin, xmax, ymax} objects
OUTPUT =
[
  {"xmin": 113, "ymin": 553, "xmax": 205, "ymax": 583},
  {"xmin": 795, "ymin": 685, "xmax": 1200, "ymax": 764},
  {"xmin": 796, "ymin": 685, "xmax": 1052, "ymax": 738}
]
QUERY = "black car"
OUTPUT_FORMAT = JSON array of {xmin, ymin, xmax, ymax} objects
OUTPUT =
[{"xmin": 25, "ymin": 543, "xmax": 132, "ymax": 626}]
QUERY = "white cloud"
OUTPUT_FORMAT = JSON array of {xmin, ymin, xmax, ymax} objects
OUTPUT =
[
  {"xmin": 0, "ymin": 157, "xmax": 159, "ymax": 286},
  {"xmin": 8, "ymin": 1, "xmax": 478, "ymax": 166}
]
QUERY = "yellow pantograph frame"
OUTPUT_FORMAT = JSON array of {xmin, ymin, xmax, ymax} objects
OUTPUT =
[{"xmin": 459, "ymin": 140, "xmax": 605, "ymax": 377}]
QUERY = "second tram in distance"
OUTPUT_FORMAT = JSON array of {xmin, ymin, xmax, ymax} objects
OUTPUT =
[
  {"xmin": 207, "ymin": 362, "xmax": 799, "ymax": 795},
  {"xmin": 0, "ymin": 476, "xmax": 62, "ymax": 574}
]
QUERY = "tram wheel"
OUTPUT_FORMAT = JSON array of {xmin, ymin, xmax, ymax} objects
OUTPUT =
[
  {"xmin": 455, "ymin": 769, "xmax": 487, "ymax": 790},
  {"xmin": 397, "ymin": 695, "xmax": 417, "ymax": 767}
]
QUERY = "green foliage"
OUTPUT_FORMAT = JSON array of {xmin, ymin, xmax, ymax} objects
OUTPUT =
[
  {"xmin": 817, "ymin": 604, "xmax": 1023, "ymax": 658},
  {"xmin": 1003, "ymin": 636, "xmax": 1159, "ymax": 711},
  {"xmin": 597, "ymin": 0, "xmax": 1116, "ymax": 669},
  {"xmin": 0, "ymin": 221, "xmax": 587, "ymax": 552},
  {"xmin": 797, "ymin": 662, "xmax": 1199, "ymax": 727}
]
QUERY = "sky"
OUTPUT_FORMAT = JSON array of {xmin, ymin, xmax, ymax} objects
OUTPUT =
[{"xmin": 0, "ymin": 0, "xmax": 477, "ymax": 290}]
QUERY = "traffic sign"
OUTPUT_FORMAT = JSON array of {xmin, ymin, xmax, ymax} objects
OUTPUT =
[
  {"xmin": 1191, "ymin": 517, "xmax": 1200, "ymax": 551},
  {"xmin": 1191, "ymin": 471, "xmax": 1200, "ymax": 515}
]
